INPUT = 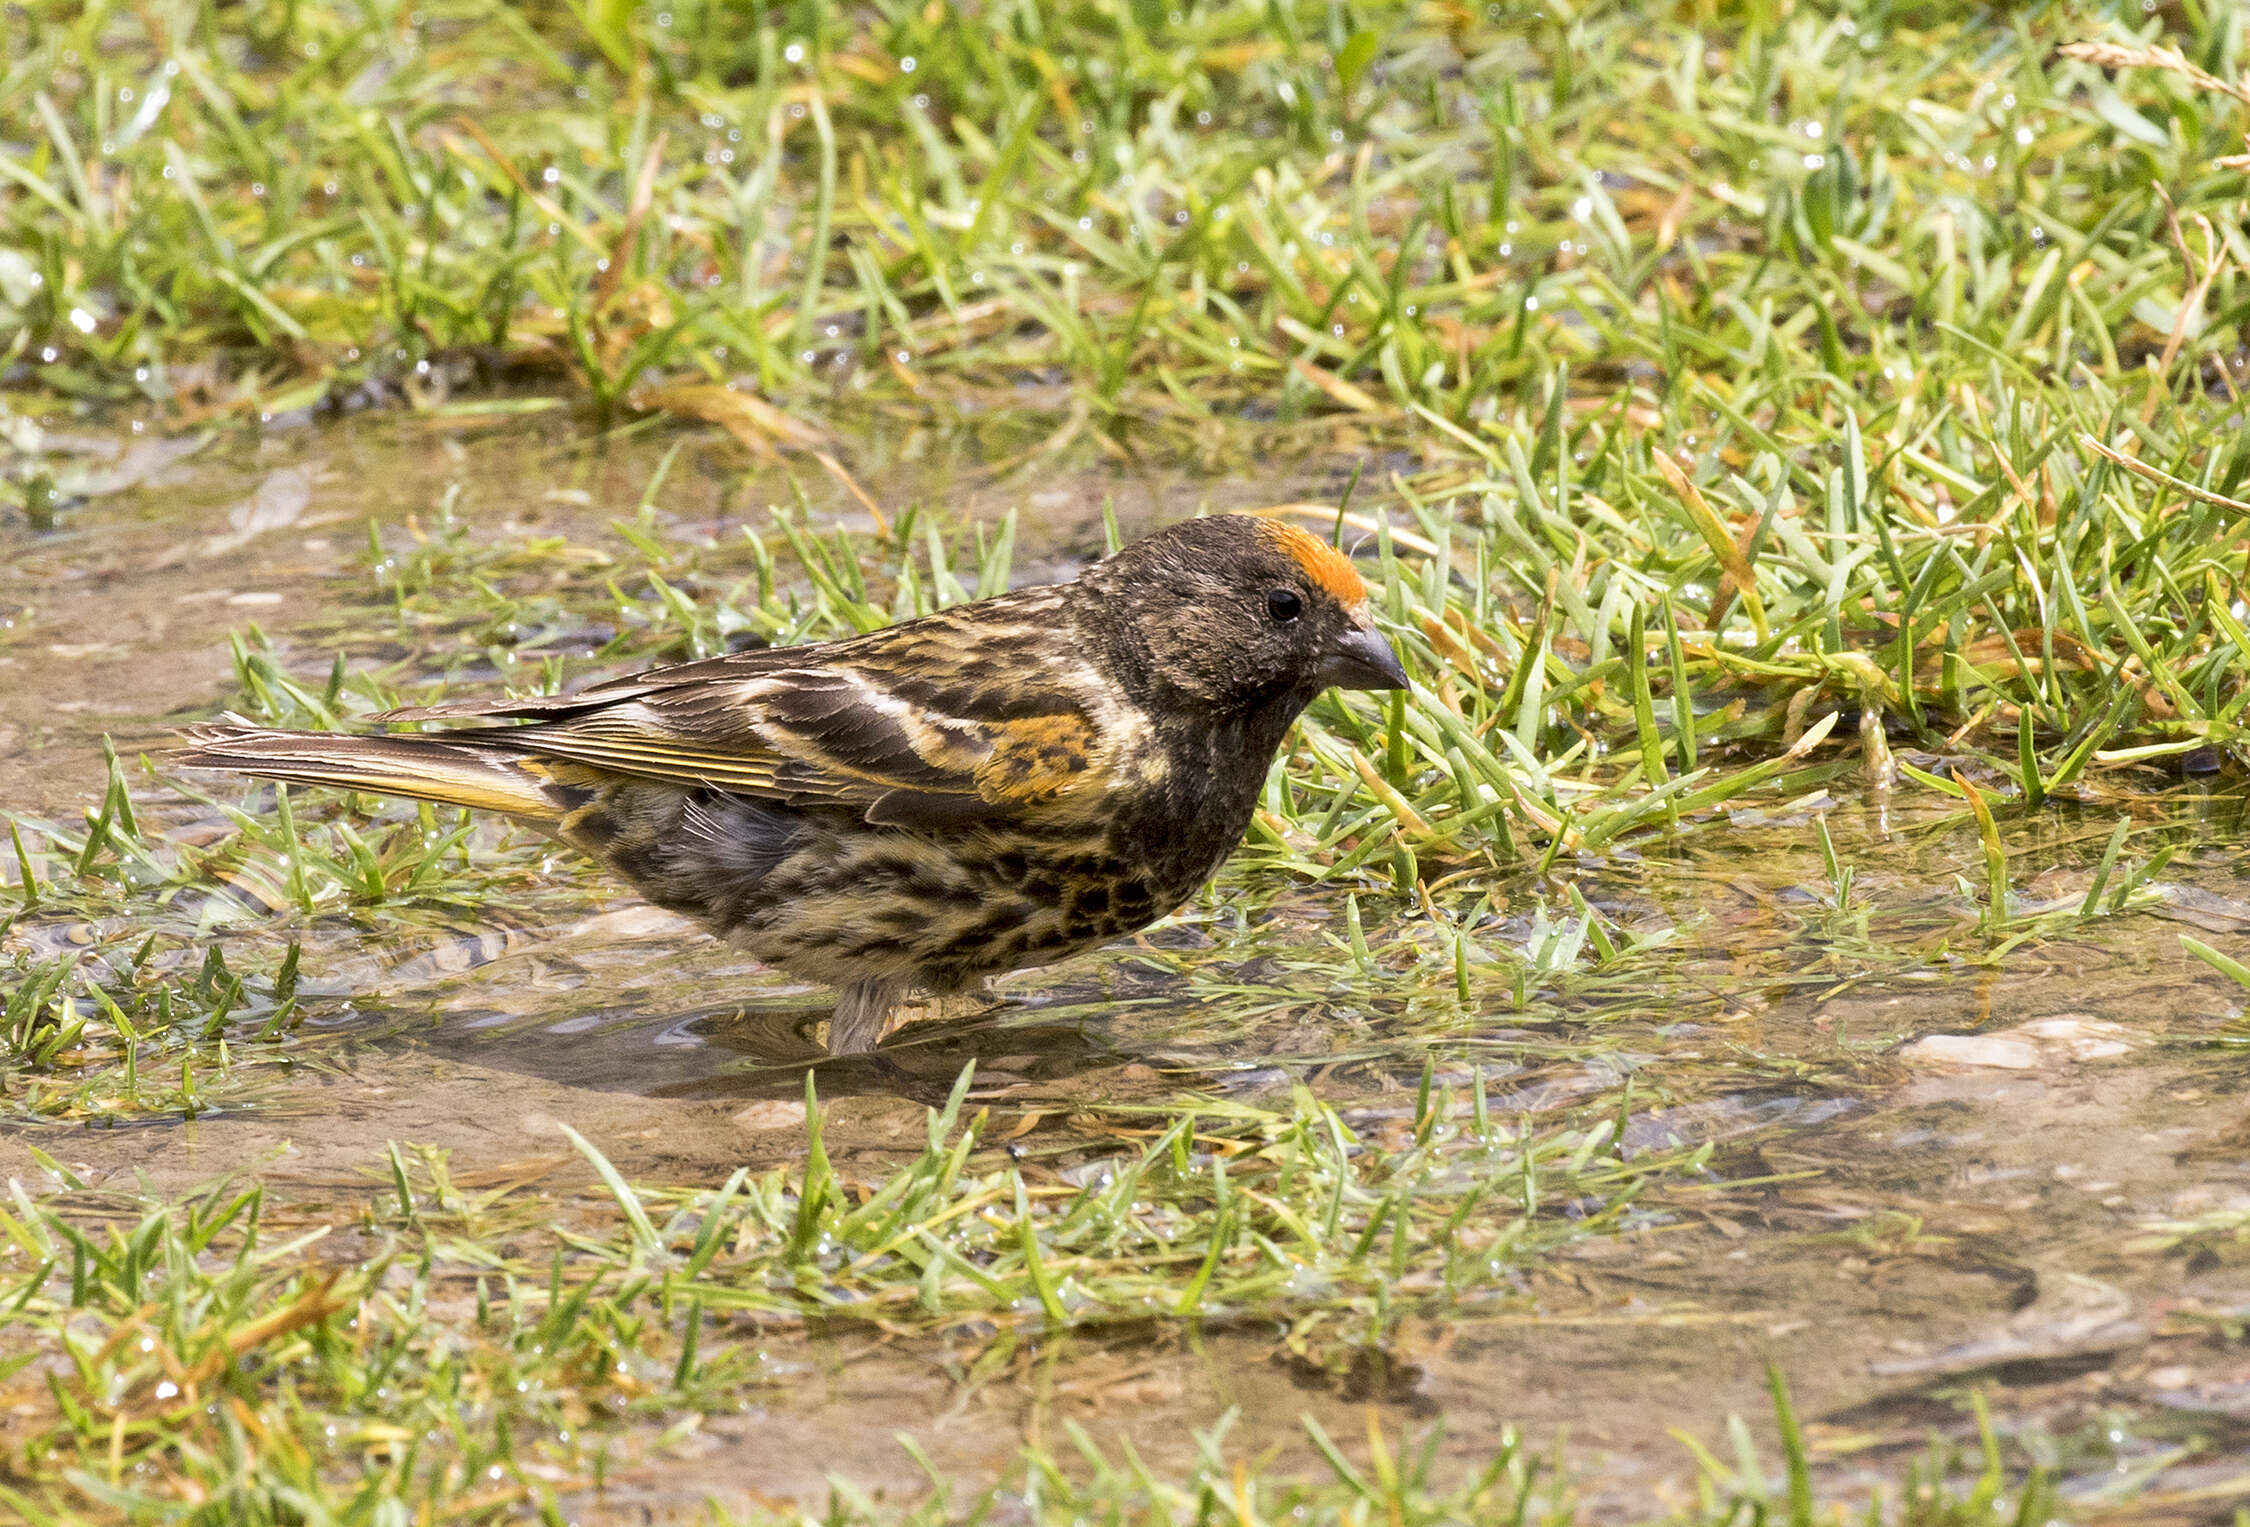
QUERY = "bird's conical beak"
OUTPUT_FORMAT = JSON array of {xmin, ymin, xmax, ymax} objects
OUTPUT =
[{"xmin": 1319, "ymin": 624, "xmax": 1408, "ymax": 691}]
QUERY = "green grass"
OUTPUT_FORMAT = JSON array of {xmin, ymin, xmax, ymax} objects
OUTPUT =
[
  {"xmin": 0, "ymin": 1071, "xmax": 2054, "ymax": 1525},
  {"xmin": 13, "ymin": 0, "xmax": 2250, "ymax": 830},
  {"xmin": 0, "ymin": 1071, "xmax": 1679, "ymax": 1517},
  {"xmin": 0, "ymin": 442, "xmax": 2220, "ymax": 1516},
  {"xmin": 10, "ymin": 0, "xmax": 2250, "ymax": 1518},
  {"xmin": 0, "ymin": 703, "xmax": 585, "ymax": 1125}
]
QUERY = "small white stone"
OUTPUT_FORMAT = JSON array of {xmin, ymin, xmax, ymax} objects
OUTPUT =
[
  {"xmin": 1901, "ymin": 1034, "xmax": 2040, "ymax": 1069},
  {"xmin": 1901, "ymin": 1015, "xmax": 2139, "ymax": 1070}
]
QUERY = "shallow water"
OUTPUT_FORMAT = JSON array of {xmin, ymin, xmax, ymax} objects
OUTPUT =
[{"xmin": 7, "ymin": 411, "xmax": 2250, "ymax": 1520}]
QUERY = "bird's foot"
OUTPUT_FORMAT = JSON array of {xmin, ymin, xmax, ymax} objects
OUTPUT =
[
  {"xmin": 887, "ymin": 983, "xmax": 1004, "ymax": 1036},
  {"xmin": 825, "ymin": 981, "xmax": 1004, "ymax": 1053}
]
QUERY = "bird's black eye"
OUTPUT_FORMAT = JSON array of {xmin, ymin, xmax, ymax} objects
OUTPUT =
[{"xmin": 1266, "ymin": 588, "xmax": 1303, "ymax": 623}]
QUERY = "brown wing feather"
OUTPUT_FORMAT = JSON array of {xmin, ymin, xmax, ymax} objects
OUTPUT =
[{"xmin": 380, "ymin": 587, "xmax": 1103, "ymax": 821}]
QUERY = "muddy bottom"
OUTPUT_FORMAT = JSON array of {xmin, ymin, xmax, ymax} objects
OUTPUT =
[{"xmin": 6, "ymin": 412, "xmax": 2250, "ymax": 1522}]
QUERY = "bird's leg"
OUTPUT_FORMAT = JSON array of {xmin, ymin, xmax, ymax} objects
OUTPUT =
[{"xmin": 826, "ymin": 976, "xmax": 905, "ymax": 1055}]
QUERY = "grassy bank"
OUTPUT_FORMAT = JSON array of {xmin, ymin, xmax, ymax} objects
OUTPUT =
[
  {"xmin": 6, "ymin": 0, "xmax": 2243, "ymax": 434},
  {"xmin": 9, "ymin": 0, "xmax": 2250, "ymax": 811}
]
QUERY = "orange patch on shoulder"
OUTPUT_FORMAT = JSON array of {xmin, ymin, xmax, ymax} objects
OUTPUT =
[
  {"xmin": 1258, "ymin": 519, "xmax": 1368, "ymax": 606},
  {"xmin": 975, "ymin": 712, "xmax": 1096, "ymax": 803}
]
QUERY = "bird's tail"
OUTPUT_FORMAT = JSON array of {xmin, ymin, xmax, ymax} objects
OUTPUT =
[{"xmin": 173, "ymin": 724, "xmax": 565, "ymax": 823}]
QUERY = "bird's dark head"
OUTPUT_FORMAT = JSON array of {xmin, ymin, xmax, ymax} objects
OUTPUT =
[{"xmin": 1073, "ymin": 515, "xmax": 1408, "ymax": 715}]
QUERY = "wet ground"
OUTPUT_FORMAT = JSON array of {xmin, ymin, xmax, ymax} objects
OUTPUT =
[{"xmin": 7, "ymin": 411, "xmax": 2250, "ymax": 1522}]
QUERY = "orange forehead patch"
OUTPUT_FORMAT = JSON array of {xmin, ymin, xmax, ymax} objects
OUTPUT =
[{"xmin": 1258, "ymin": 519, "xmax": 1368, "ymax": 606}]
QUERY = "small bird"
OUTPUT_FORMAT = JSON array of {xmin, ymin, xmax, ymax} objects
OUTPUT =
[{"xmin": 176, "ymin": 514, "xmax": 1407, "ymax": 1054}]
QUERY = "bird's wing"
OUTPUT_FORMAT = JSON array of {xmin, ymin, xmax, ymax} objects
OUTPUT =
[
  {"xmin": 504, "ymin": 668, "xmax": 1103, "ymax": 815},
  {"xmin": 399, "ymin": 593, "xmax": 1114, "ymax": 822}
]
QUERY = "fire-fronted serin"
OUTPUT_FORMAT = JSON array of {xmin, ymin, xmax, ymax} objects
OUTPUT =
[{"xmin": 176, "ymin": 514, "xmax": 1408, "ymax": 1053}]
